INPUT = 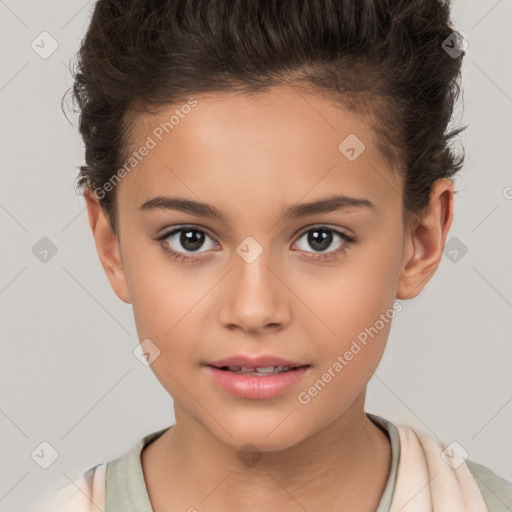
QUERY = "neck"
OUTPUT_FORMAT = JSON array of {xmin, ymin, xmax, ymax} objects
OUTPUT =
[{"xmin": 141, "ymin": 394, "xmax": 391, "ymax": 512}]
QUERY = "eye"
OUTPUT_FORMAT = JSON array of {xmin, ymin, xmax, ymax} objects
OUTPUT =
[
  {"xmin": 155, "ymin": 224, "xmax": 354, "ymax": 263},
  {"xmin": 293, "ymin": 225, "xmax": 355, "ymax": 261},
  {"xmin": 156, "ymin": 226, "xmax": 219, "ymax": 261}
]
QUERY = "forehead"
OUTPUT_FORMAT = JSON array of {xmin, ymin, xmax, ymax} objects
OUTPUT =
[{"xmin": 117, "ymin": 85, "xmax": 402, "ymax": 219}]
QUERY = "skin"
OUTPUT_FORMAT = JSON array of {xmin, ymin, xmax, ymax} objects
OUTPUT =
[{"xmin": 85, "ymin": 84, "xmax": 454, "ymax": 511}]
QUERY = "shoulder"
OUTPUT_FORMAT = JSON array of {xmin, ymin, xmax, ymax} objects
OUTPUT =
[
  {"xmin": 39, "ymin": 426, "xmax": 172, "ymax": 512},
  {"xmin": 40, "ymin": 463, "xmax": 107, "ymax": 512},
  {"xmin": 389, "ymin": 419, "xmax": 511, "ymax": 512},
  {"xmin": 466, "ymin": 459, "xmax": 512, "ymax": 512}
]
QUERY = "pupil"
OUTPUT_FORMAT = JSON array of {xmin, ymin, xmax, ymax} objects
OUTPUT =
[
  {"xmin": 308, "ymin": 229, "xmax": 332, "ymax": 251},
  {"xmin": 181, "ymin": 230, "xmax": 204, "ymax": 251}
]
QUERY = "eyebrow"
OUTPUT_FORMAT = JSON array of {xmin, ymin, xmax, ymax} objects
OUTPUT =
[{"xmin": 139, "ymin": 193, "xmax": 375, "ymax": 224}]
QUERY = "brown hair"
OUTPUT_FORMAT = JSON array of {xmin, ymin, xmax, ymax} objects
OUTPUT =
[{"xmin": 67, "ymin": 0, "xmax": 467, "ymax": 233}]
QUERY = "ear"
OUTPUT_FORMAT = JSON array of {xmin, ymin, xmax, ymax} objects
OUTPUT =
[
  {"xmin": 84, "ymin": 190, "xmax": 132, "ymax": 304},
  {"xmin": 396, "ymin": 178, "xmax": 454, "ymax": 300}
]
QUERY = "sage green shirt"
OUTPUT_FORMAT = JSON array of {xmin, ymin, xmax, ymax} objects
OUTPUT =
[{"xmin": 102, "ymin": 413, "xmax": 512, "ymax": 511}]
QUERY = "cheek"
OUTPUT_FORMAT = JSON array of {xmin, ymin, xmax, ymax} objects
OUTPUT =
[
  {"xmin": 295, "ymin": 291, "xmax": 395, "ymax": 425},
  {"xmin": 294, "ymin": 228, "xmax": 402, "ymax": 372},
  {"xmin": 299, "ymin": 241, "xmax": 401, "ymax": 337},
  {"xmin": 124, "ymin": 244, "xmax": 187, "ymax": 340},
  {"xmin": 125, "ymin": 247, "xmax": 212, "ymax": 374}
]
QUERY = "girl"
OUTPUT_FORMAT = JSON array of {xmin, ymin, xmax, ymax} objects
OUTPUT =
[{"xmin": 44, "ymin": 0, "xmax": 511, "ymax": 511}]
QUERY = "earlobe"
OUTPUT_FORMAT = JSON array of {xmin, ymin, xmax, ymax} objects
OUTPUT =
[
  {"xmin": 396, "ymin": 178, "xmax": 454, "ymax": 300},
  {"xmin": 84, "ymin": 190, "xmax": 132, "ymax": 304}
]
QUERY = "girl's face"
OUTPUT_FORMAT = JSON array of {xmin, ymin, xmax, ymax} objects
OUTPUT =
[{"xmin": 88, "ymin": 85, "xmax": 444, "ymax": 451}]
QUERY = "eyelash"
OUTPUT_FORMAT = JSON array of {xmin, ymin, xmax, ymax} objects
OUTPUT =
[{"xmin": 155, "ymin": 224, "xmax": 355, "ymax": 263}]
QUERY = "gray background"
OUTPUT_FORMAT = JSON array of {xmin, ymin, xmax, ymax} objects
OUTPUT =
[{"xmin": 1, "ymin": 1, "xmax": 511, "ymax": 510}]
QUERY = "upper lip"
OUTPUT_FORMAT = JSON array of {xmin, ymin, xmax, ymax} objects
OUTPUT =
[{"xmin": 206, "ymin": 355, "xmax": 310, "ymax": 368}]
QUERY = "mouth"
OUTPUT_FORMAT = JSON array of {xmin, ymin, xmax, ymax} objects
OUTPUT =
[
  {"xmin": 211, "ymin": 365, "xmax": 309, "ymax": 376},
  {"xmin": 203, "ymin": 356, "xmax": 312, "ymax": 399},
  {"xmin": 206, "ymin": 354, "xmax": 310, "ymax": 370}
]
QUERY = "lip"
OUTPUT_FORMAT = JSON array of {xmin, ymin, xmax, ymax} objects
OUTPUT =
[{"xmin": 204, "ymin": 355, "xmax": 311, "ymax": 400}]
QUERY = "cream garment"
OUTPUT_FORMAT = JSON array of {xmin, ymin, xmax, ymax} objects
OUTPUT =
[
  {"xmin": 40, "ymin": 417, "xmax": 510, "ymax": 512},
  {"xmin": 40, "ymin": 463, "xmax": 106, "ymax": 512},
  {"xmin": 390, "ymin": 426, "xmax": 488, "ymax": 512}
]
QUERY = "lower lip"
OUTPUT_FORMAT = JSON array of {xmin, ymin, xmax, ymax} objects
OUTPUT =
[{"xmin": 205, "ymin": 365, "xmax": 310, "ymax": 400}]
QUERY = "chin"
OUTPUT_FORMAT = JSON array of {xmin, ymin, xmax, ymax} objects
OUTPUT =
[{"xmin": 210, "ymin": 412, "xmax": 312, "ymax": 453}]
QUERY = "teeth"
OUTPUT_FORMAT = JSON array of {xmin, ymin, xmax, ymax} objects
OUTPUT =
[
  {"xmin": 253, "ymin": 366, "xmax": 277, "ymax": 373},
  {"xmin": 224, "ymin": 365, "xmax": 293, "ymax": 375}
]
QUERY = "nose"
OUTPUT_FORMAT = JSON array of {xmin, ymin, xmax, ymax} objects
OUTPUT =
[{"xmin": 218, "ymin": 243, "xmax": 290, "ymax": 334}]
